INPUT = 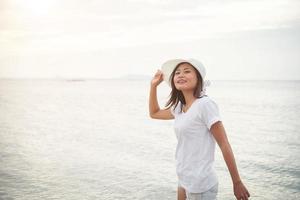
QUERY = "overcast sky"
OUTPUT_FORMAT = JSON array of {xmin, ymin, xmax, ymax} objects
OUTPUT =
[{"xmin": 0, "ymin": 0, "xmax": 299, "ymax": 80}]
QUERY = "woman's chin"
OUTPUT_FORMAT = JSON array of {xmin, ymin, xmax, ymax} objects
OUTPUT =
[{"xmin": 175, "ymin": 85, "xmax": 191, "ymax": 91}]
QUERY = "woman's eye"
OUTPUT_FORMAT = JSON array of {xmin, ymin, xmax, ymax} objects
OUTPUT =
[{"xmin": 175, "ymin": 71, "xmax": 190, "ymax": 75}]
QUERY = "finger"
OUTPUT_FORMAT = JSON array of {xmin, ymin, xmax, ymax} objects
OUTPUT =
[
  {"xmin": 246, "ymin": 190, "xmax": 250, "ymax": 197},
  {"xmin": 155, "ymin": 71, "xmax": 162, "ymax": 76}
]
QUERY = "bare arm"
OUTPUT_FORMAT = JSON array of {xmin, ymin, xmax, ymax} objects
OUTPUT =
[
  {"xmin": 210, "ymin": 121, "xmax": 250, "ymax": 200},
  {"xmin": 149, "ymin": 84, "xmax": 160, "ymax": 116},
  {"xmin": 149, "ymin": 70, "xmax": 174, "ymax": 120}
]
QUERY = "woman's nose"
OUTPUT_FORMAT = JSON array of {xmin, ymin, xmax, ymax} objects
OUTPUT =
[{"xmin": 178, "ymin": 73, "xmax": 185, "ymax": 78}]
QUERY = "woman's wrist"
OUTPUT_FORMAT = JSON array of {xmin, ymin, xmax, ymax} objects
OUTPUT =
[
  {"xmin": 151, "ymin": 84, "xmax": 158, "ymax": 89},
  {"xmin": 233, "ymin": 179, "xmax": 242, "ymax": 186}
]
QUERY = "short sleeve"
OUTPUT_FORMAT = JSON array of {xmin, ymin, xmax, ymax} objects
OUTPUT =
[{"xmin": 199, "ymin": 98, "xmax": 222, "ymax": 130}]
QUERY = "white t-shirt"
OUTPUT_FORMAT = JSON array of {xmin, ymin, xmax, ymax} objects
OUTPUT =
[{"xmin": 170, "ymin": 96, "xmax": 222, "ymax": 193}]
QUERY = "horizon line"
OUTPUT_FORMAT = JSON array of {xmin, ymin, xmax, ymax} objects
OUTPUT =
[{"xmin": 0, "ymin": 77, "xmax": 299, "ymax": 81}]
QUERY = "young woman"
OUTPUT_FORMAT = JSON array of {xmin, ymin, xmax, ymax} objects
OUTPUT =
[{"xmin": 148, "ymin": 58, "xmax": 250, "ymax": 200}]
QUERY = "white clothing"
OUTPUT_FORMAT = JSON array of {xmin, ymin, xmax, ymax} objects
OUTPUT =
[
  {"xmin": 171, "ymin": 96, "xmax": 222, "ymax": 193},
  {"xmin": 186, "ymin": 182, "xmax": 218, "ymax": 200}
]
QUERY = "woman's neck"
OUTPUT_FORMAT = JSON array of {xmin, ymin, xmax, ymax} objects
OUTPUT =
[{"xmin": 182, "ymin": 90, "xmax": 197, "ymax": 106}]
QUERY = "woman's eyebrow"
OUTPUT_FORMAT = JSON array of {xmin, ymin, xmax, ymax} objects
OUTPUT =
[{"xmin": 176, "ymin": 67, "xmax": 191, "ymax": 71}]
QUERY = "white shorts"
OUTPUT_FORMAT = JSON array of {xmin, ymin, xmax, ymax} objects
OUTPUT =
[{"xmin": 184, "ymin": 183, "xmax": 219, "ymax": 200}]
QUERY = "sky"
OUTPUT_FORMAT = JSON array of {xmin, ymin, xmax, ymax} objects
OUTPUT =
[{"xmin": 0, "ymin": 0, "xmax": 299, "ymax": 80}]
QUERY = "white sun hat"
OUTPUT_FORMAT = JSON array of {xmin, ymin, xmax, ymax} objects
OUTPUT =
[{"xmin": 161, "ymin": 58, "xmax": 210, "ymax": 96}]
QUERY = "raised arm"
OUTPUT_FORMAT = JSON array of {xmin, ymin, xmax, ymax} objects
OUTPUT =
[{"xmin": 149, "ymin": 70, "xmax": 174, "ymax": 120}]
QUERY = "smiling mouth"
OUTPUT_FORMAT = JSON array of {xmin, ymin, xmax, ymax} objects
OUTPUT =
[{"xmin": 177, "ymin": 80, "xmax": 187, "ymax": 84}]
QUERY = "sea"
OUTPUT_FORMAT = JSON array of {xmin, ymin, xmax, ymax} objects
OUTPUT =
[{"xmin": 0, "ymin": 79, "xmax": 299, "ymax": 200}]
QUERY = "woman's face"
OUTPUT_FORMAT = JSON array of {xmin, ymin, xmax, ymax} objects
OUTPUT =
[{"xmin": 173, "ymin": 63, "xmax": 198, "ymax": 91}]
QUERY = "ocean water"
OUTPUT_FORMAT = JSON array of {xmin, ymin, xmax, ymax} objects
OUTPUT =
[{"xmin": 0, "ymin": 79, "xmax": 299, "ymax": 200}]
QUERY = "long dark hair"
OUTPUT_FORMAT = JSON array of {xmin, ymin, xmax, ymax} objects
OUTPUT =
[{"xmin": 165, "ymin": 62, "xmax": 203, "ymax": 113}]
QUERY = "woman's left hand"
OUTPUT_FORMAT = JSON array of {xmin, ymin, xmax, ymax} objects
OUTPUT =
[{"xmin": 233, "ymin": 180, "xmax": 250, "ymax": 200}]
